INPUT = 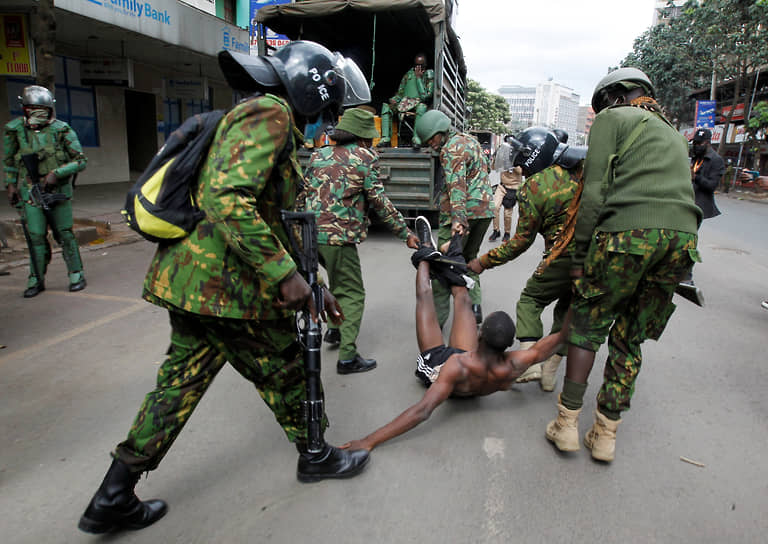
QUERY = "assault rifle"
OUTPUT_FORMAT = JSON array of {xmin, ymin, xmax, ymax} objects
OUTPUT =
[
  {"xmin": 21, "ymin": 153, "xmax": 69, "ymax": 244},
  {"xmin": 675, "ymin": 282, "xmax": 704, "ymax": 307},
  {"xmin": 280, "ymin": 210, "xmax": 325, "ymax": 454}
]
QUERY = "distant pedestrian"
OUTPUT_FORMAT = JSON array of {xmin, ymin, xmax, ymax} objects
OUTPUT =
[
  {"xmin": 488, "ymin": 137, "xmax": 523, "ymax": 243},
  {"xmin": 690, "ymin": 128, "xmax": 724, "ymax": 219}
]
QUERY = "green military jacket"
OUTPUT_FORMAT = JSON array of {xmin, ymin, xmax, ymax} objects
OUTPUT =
[
  {"xmin": 303, "ymin": 142, "xmax": 410, "ymax": 245},
  {"xmin": 480, "ymin": 164, "xmax": 580, "ymax": 269},
  {"xmin": 438, "ymin": 131, "xmax": 495, "ymax": 228},
  {"xmin": 390, "ymin": 67, "xmax": 434, "ymax": 112},
  {"xmin": 143, "ymin": 94, "xmax": 303, "ymax": 320},
  {"xmin": 2, "ymin": 117, "xmax": 87, "ymax": 200}
]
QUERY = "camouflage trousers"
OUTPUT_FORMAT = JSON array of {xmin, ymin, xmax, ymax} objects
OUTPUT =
[
  {"xmin": 516, "ymin": 255, "xmax": 571, "ymax": 356},
  {"xmin": 115, "ymin": 308, "xmax": 321, "ymax": 472},
  {"xmin": 569, "ymin": 229, "xmax": 699, "ymax": 414}
]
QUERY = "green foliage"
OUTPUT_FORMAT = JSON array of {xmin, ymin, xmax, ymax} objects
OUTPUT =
[
  {"xmin": 746, "ymin": 101, "xmax": 768, "ymax": 139},
  {"xmin": 622, "ymin": 0, "xmax": 768, "ymax": 127},
  {"xmin": 466, "ymin": 79, "xmax": 510, "ymax": 134}
]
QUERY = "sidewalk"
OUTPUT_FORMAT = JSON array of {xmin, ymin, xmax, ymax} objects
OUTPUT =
[{"xmin": 0, "ymin": 181, "xmax": 143, "ymax": 269}]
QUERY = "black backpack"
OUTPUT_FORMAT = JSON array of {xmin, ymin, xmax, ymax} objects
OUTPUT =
[{"xmin": 121, "ymin": 110, "xmax": 224, "ymax": 243}]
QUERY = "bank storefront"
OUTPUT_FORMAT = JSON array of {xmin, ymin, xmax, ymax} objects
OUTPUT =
[{"xmin": 1, "ymin": 0, "xmax": 250, "ymax": 185}]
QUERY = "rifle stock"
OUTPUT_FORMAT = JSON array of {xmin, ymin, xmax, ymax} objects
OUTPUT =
[{"xmin": 281, "ymin": 210, "xmax": 325, "ymax": 454}]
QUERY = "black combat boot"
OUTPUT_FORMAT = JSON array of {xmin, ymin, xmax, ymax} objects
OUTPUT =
[
  {"xmin": 78, "ymin": 458, "xmax": 168, "ymax": 534},
  {"xmin": 23, "ymin": 282, "xmax": 45, "ymax": 298},
  {"xmin": 297, "ymin": 443, "xmax": 370, "ymax": 483},
  {"xmin": 323, "ymin": 328, "xmax": 341, "ymax": 347},
  {"xmin": 488, "ymin": 230, "xmax": 501, "ymax": 242}
]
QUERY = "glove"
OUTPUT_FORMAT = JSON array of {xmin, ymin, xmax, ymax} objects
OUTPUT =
[
  {"xmin": 6, "ymin": 184, "xmax": 20, "ymax": 207},
  {"xmin": 43, "ymin": 171, "xmax": 58, "ymax": 192}
]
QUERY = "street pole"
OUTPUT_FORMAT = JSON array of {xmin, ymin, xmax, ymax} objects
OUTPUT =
[{"xmin": 731, "ymin": 68, "xmax": 761, "ymax": 190}]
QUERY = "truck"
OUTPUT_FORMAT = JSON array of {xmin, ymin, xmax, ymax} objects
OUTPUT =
[{"xmin": 253, "ymin": 0, "xmax": 467, "ymax": 222}]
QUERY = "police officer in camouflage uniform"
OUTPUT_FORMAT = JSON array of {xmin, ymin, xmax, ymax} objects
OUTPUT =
[
  {"xmin": 378, "ymin": 53, "xmax": 435, "ymax": 147},
  {"xmin": 545, "ymin": 68, "xmax": 702, "ymax": 463},
  {"xmin": 3, "ymin": 85, "xmax": 87, "ymax": 297},
  {"xmin": 78, "ymin": 41, "xmax": 372, "ymax": 535},
  {"xmin": 469, "ymin": 127, "xmax": 587, "ymax": 392},
  {"xmin": 414, "ymin": 110, "xmax": 495, "ymax": 327},
  {"xmin": 304, "ymin": 107, "xmax": 419, "ymax": 374}
]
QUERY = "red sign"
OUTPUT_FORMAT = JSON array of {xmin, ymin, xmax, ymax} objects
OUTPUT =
[{"xmin": 718, "ymin": 103, "xmax": 745, "ymax": 122}]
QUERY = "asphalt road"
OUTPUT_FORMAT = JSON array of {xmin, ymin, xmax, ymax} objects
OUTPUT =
[{"xmin": 1, "ymin": 196, "xmax": 766, "ymax": 543}]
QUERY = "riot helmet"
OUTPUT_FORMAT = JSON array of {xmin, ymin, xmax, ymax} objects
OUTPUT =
[
  {"xmin": 553, "ymin": 129, "xmax": 569, "ymax": 143},
  {"xmin": 19, "ymin": 85, "xmax": 55, "ymax": 109},
  {"xmin": 414, "ymin": 110, "xmax": 451, "ymax": 144},
  {"xmin": 218, "ymin": 41, "xmax": 370, "ymax": 118},
  {"xmin": 554, "ymin": 145, "xmax": 588, "ymax": 169},
  {"xmin": 591, "ymin": 67, "xmax": 655, "ymax": 113},
  {"xmin": 507, "ymin": 127, "xmax": 560, "ymax": 177}
]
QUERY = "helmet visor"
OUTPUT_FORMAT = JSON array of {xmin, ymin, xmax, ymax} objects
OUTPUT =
[{"xmin": 333, "ymin": 54, "xmax": 371, "ymax": 106}]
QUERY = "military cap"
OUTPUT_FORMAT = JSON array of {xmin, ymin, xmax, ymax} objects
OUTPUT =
[{"xmin": 335, "ymin": 107, "xmax": 380, "ymax": 139}]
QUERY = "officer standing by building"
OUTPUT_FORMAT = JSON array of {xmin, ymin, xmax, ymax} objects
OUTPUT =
[
  {"xmin": 78, "ymin": 42, "xmax": 372, "ymax": 535},
  {"xmin": 378, "ymin": 53, "xmax": 434, "ymax": 147},
  {"xmin": 414, "ymin": 110, "xmax": 495, "ymax": 326},
  {"xmin": 488, "ymin": 136, "xmax": 523, "ymax": 243},
  {"xmin": 469, "ymin": 127, "xmax": 587, "ymax": 392},
  {"xmin": 3, "ymin": 85, "xmax": 87, "ymax": 297},
  {"xmin": 544, "ymin": 68, "xmax": 702, "ymax": 463},
  {"xmin": 304, "ymin": 107, "xmax": 419, "ymax": 374}
]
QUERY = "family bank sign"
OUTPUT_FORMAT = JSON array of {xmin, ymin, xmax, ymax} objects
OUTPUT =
[{"xmin": 56, "ymin": 0, "xmax": 248, "ymax": 57}]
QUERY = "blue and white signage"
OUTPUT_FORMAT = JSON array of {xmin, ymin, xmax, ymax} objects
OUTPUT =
[
  {"xmin": 250, "ymin": 0, "xmax": 291, "ymax": 55},
  {"xmin": 695, "ymin": 100, "xmax": 716, "ymax": 129}
]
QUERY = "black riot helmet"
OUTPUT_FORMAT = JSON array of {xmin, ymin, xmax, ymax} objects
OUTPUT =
[
  {"xmin": 507, "ymin": 127, "xmax": 561, "ymax": 177},
  {"xmin": 553, "ymin": 129, "xmax": 568, "ymax": 143},
  {"xmin": 218, "ymin": 41, "xmax": 370, "ymax": 118}
]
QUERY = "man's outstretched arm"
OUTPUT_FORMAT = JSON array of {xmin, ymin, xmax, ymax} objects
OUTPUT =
[
  {"xmin": 510, "ymin": 308, "xmax": 572, "ymax": 370},
  {"xmin": 341, "ymin": 362, "xmax": 461, "ymax": 452}
]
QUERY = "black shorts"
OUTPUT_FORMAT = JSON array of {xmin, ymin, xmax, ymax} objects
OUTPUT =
[{"xmin": 415, "ymin": 345, "xmax": 466, "ymax": 387}]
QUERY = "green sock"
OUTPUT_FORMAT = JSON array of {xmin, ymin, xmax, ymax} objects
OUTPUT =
[
  {"xmin": 598, "ymin": 407, "xmax": 621, "ymax": 421},
  {"xmin": 561, "ymin": 377, "xmax": 587, "ymax": 411}
]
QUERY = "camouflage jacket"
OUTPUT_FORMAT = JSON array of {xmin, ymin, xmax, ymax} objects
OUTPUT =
[
  {"xmin": 143, "ymin": 94, "xmax": 304, "ymax": 320},
  {"xmin": 2, "ymin": 117, "xmax": 87, "ymax": 199},
  {"xmin": 480, "ymin": 165, "xmax": 579, "ymax": 269},
  {"xmin": 303, "ymin": 142, "xmax": 411, "ymax": 245},
  {"xmin": 438, "ymin": 131, "xmax": 495, "ymax": 228},
  {"xmin": 391, "ymin": 67, "xmax": 434, "ymax": 109}
]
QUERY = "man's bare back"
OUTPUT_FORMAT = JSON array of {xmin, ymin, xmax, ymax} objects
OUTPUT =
[{"xmin": 444, "ymin": 350, "xmax": 530, "ymax": 396}]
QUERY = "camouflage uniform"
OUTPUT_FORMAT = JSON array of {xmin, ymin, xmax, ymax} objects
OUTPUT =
[
  {"xmin": 380, "ymin": 67, "xmax": 434, "ymax": 144},
  {"xmin": 571, "ymin": 103, "xmax": 702, "ymax": 415},
  {"xmin": 480, "ymin": 164, "xmax": 580, "ymax": 349},
  {"xmin": 434, "ymin": 131, "xmax": 495, "ymax": 326},
  {"xmin": 115, "ymin": 94, "xmax": 316, "ymax": 471},
  {"xmin": 2, "ymin": 117, "xmax": 87, "ymax": 287},
  {"xmin": 304, "ymin": 142, "xmax": 412, "ymax": 361}
]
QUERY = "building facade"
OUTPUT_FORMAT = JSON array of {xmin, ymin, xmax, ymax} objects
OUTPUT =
[
  {"xmin": 498, "ymin": 80, "xmax": 580, "ymax": 138},
  {"xmin": 1, "ymin": 0, "xmax": 252, "ymax": 185}
]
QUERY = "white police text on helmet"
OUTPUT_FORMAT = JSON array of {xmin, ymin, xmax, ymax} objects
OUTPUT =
[
  {"xmin": 524, "ymin": 147, "xmax": 540, "ymax": 168},
  {"xmin": 309, "ymin": 68, "xmax": 330, "ymax": 102}
]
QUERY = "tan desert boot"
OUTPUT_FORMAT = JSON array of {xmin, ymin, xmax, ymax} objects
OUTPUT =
[
  {"xmin": 515, "ymin": 341, "xmax": 541, "ymax": 383},
  {"xmin": 539, "ymin": 354, "xmax": 562, "ymax": 392},
  {"xmin": 584, "ymin": 409, "xmax": 621, "ymax": 462},
  {"xmin": 545, "ymin": 394, "xmax": 581, "ymax": 451}
]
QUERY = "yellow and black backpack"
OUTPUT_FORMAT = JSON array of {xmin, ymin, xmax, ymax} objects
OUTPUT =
[{"xmin": 122, "ymin": 110, "xmax": 224, "ymax": 243}]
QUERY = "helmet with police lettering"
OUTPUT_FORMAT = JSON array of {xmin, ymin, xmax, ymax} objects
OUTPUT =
[
  {"xmin": 19, "ymin": 85, "xmax": 55, "ymax": 109},
  {"xmin": 591, "ymin": 67, "xmax": 655, "ymax": 113},
  {"xmin": 506, "ymin": 127, "xmax": 560, "ymax": 177},
  {"xmin": 218, "ymin": 41, "xmax": 370, "ymax": 117},
  {"xmin": 414, "ymin": 110, "xmax": 451, "ymax": 144}
]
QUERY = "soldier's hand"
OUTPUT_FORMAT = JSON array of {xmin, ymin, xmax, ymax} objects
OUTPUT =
[
  {"xmin": 414, "ymin": 65, "xmax": 424, "ymax": 78},
  {"xmin": 406, "ymin": 233, "xmax": 420, "ymax": 249},
  {"xmin": 467, "ymin": 258, "xmax": 484, "ymax": 275},
  {"xmin": 322, "ymin": 288, "xmax": 345, "ymax": 325},
  {"xmin": 6, "ymin": 184, "xmax": 20, "ymax": 207},
  {"xmin": 43, "ymin": 171, "xmax": 57, "ymax": 191},
  {"xmin": 276, "ymin": 271, "xmax": 311, "ymax": 311}
]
